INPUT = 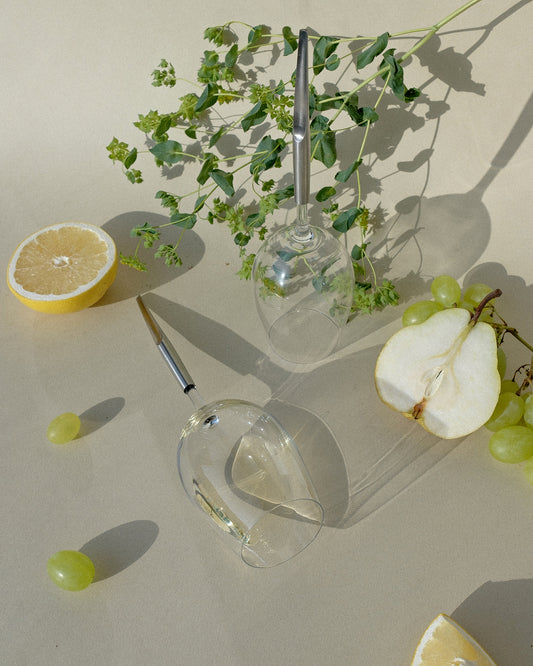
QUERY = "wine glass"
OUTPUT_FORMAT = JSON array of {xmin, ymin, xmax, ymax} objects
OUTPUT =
[
  {"xmin": 252, "ymin": 29, "xmax": 354, "ymax": 364},
  {"xmin": 136, "ymin": 295, "xmax": 324, "ymax": 568}
]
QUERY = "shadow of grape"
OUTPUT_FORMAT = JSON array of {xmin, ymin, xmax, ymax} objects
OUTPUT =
[
  {"xmin": 80, "ymin": 520, "xmax": 159, "ymax": 582},
  {"xmin": 78, "ymin": 397, "xmax": 125, "ymax": 437},
  {"xmin": 97, "ymin": 211, "xmax": 205, "ymax": 305}
]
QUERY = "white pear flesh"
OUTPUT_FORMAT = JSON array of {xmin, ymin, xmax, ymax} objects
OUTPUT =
[{"xmin": 374, "ymin": 308, "xmax": 500, "ymax": 439}]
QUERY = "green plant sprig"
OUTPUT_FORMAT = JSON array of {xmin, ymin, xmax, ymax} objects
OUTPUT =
[{"xmin": 107, "ymin": 0, "xmax": 485, "ymax": 313}]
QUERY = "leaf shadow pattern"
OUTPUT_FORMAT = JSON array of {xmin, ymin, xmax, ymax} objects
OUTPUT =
[
  {"xmin": 369, "ymin": 86, "xmax": 533, "ymax": 310},
  {"xmin": 452, "ymin": 578, "xmax": 533, "ymax": 666},
  {"xmin": 80, "ymin": 520, "xmax": 159, "ymax": 582},
  {"xmin": 98, "ymin": 211, "xmax": 205, "ymax": 305}
]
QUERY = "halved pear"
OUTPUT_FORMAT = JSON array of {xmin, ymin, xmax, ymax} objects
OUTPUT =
[{"xmin": 374, "ymin": 308, "xmax": 500, "ymax": 439}]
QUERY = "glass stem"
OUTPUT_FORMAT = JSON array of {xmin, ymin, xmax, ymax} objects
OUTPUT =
[
  {"xmin": 185, "ymin": 386, "xmax": 206, "ymax": 411},
  {"xmin": 292, "ymin": 203, "xmax": 313, "ymax": 243}
]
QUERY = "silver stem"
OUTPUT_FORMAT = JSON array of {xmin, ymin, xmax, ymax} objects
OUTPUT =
[
  {"xmin": 293, "ymin": 29, "xmax": 311, "ymax": 214},
  {"xmin": 136, "ymin": 295, "xmax": 196, "ymax": 394}
]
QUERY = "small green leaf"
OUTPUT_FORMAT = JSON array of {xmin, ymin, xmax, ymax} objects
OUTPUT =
[
  {"xmin": 124, "ymin": 148, "xmax": 137, "ymax": 169},
  {"xmin": 312, "ymin": 274, "xmax": 328, "ymax": 293},
  {"xmin": 273, "ymin": 184, "xmax": 294, "ymax": 203},
  {"xmin": 278, "ymin": 249, "xmax": 300, "ymax": 261},
  {"xmin": 169, "ymin": 212, "xmax": 197, "ymax": 229},
  {"xmin": 197, "ymin": 153, "xmax": 218, "ymax": 184},
  {"xmin": 332, "ymin": 207, "xmax": 362, "ymax": 233},
  {"xmin": 310, "ymin": 115, "xmax": 336, "ymax": 168},
  {"xmin": 185, "ymin": 125, "xmax": 198, "ymax": 139},
  {"xmin": 325, "ymin": 54, "xmax": 340, "ymax": 71},
  {"xmin": 250, "ymin": 135, "xmax": 287, "ymax": 182},
  {"xmin": 225, "ymin": 44, "xmax": 239, "ymax": 68},
  {"xmin": 247, "ymin": 25, "xmax": 267, "ymax": 50},
  {"xmin": 209, "ymin": 127, "xmax": 225, "ymax": 147},
  {"xmin": 149, "ymin": 140, "xmax": 184, "ymax": 165},
  {"xmin": 154, "ymin": 115, "xmax": 172, "ymax": 139},
  {"xmin": 204, "ymin": 26, "xmax": 225, "ymax": 47},
  {"xmin": 335, "ymin": 158, "xmax": 362, "ymax": 183},
  {"xmin": 234, "ymin": 232, "xmax": 250, "ymax": 247},
  {"xmin": 246, "ymin": 212, "xmax": 265, "ymax": 228},
  {"xmin": 357, "ymin": 32, "xmax": 389, "ymax": 69},
  {"xmin": 282, "ymin": 26, "xmax": 298, "ymax": 55},
  {"xmin": 210, "ymin": 169, "xmax": 235, "ymax": 197},
  {"xmin": 351, "ymin": 243, "xmax": 367, "ymax": 261},
  {"xmin": 379, "ymin": 50, "xmax": 420, "ymax": 103},
  {"xmin": 193, "ymin": 195, "xmax": 208, "ymax": 212},
  {"xmin": 313, "ymin": 36, "xmax": 338, "ymax": 75},
  {"xmin": 241, "ymin": 101, "xmax": 268, "ymax": 132},
  {"xmin": 405, "ymin": 87, "xmax": 421, "ymax": 102},
  {"xmin": 195, "ymin": 82, "xmax": 218, "ymax": 112},
  {"xmin": 316, "ymin": 186, "xmax": 336, "ymax": 202}
]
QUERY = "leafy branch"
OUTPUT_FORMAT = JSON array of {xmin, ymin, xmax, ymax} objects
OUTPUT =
[{"xmin": 107, "ymin": 0, "xmax": 484, "ymax": 314}]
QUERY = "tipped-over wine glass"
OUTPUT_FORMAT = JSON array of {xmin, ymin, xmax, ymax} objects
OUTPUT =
[
  {"xmin": 252, "ymin": 29, "xmax": 354, "ymax": 364},
  {"xmin": 136, "ymin": 295, "xmax": 324, "ymax": 567}
]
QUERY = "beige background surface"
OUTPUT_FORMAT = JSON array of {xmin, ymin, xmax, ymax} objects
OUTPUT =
[{"xmin": 2, "ymin": 1, "xmax": 533, "ymax": 664}]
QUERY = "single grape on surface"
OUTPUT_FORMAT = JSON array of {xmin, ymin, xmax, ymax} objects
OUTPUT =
[
  {"xmin": 484, "ymin": 392, "xmax": 524, "ymax": 431},
  {"xmin": 47, "ymin": 550, "xmax": 95, "ymax": 591},
  {"xmin": 431, "ymin": 275, "xmax": 461, "ymax": 307},
  {"xmin": 402, "ymin": 300, "xmax": 443, "ymax": 326},
  {"xmin": 47, "ymin": 412, "xmax": 81, "ymax": 444},
  {"xmin": 489, "ymin": 425, "xmax": 533, "ymax": 463}
]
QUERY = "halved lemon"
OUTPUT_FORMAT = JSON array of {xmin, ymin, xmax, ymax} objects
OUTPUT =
[
  {"xmin": 411, "ymin": 614, "xmax": 497, "ymax": 665},
  {"xmin": 7, "ymin": 222, "xmax": 117, "ymax": 313}
]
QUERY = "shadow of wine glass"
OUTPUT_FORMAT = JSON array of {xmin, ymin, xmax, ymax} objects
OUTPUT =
[
  {"xmin": 269, "ymin": 345, "xmax": 465, "ymax": 528},
  {"xmin": 78, "ymin": 397, "xmax": 125, "ymax": 437},
  {"xmin": 464, "ymin": 262, "xmax": 533, "ymax": 325},
  {"xmin": 452, "ymin": 578, "xmax": 533, "ymax": 666},
  {"xmin": 265, "ymin": 398, "xmax": 350, "ymax": 528},
  {"xmin": 339, "ymin": 87, "xmax": 533, "ymax": 350},
  {"xmin": 141, "ymin": 293, "xmax": 466, "ymax": 528},
  {"xmin": 97, "ymin": 211, "xmax": 205, "ymax": 305},
  {"xmin": 80, "ymin": 520, "xmax": 159, "ymax": 582}
]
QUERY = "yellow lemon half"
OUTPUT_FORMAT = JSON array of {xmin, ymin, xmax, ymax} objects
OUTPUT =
[
  {"xmin": 7, "ymin": 222, "xmax": 117, "ymax": 314},
  {"xmin": 411, "ymin": 614, "xmax": 497, "ymax": 665}
]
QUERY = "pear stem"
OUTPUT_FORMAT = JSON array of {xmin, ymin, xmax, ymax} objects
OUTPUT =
[{"xmin": 471, "ymin": 288, "xmax": 502, "ymax": 324}]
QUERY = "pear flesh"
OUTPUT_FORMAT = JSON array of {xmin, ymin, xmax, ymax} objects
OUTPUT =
[{"xmin": 375, "ymin": 308, "xmax": 500, "ymax": 439}]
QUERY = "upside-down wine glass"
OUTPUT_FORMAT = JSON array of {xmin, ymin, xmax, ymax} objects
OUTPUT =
[
  {"xmin": 252, "ymin": 29, "xmax": 354, "ymax": 364},
  {"xmin": 136, "ymin": 295, "xmax": 324, "ymax": 567}
]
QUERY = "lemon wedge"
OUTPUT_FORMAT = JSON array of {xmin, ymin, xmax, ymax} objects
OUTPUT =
[
  {"xmin": 411, "ymin": 614, "xmax": 497, "ymax": 665},
  {"xmin": 7, "ymin": 222, "xmax": 117, "ymax": 313}
]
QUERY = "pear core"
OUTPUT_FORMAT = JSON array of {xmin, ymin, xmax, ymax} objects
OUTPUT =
[{"xmin": 375, "ymin": 308, "xmax": 500, "ymax": 439}]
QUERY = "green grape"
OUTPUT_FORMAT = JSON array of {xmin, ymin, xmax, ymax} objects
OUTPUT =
[
  {"xmin": 500, "ymin": 379, "xmax": 519, "ymax": 394},
  {"xmin": 485, "ymin": 392, "xmax": 524, "ymax": 431},
  {"xmin": 402, "ymin": 300, "xmax": 444, "ymax": 326},
  {"xmin": 47, "ymin": 412, "xmax": 81, "ymax": 444},
  {"xmin": 524, "ymin": 394, "xmax": 533, "ymax": 429},
  {"xmin": 497, "ymin": 348, "xmax": 507, "ymax": 379},
  {"xmin": 524, "ymin": 457, "xmax": 533, "ymax": 484},
  {"xmin": 489, "ymin": 425, "xmax": 533, "ymax": 463},
  {"xmin": 462, "ymin": 283, "xmax": 492, "ymax": 306},
  {"xmin": 47, "ymin": 550, "xmax": 95, "ymax": 591},
  {"xmin": 430, "ymin": 275, "xmax": 461, "ymax": 307}
]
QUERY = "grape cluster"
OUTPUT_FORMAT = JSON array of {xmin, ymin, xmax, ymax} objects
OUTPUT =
[{"xmin": 403, "ymin": 274, "xmax": 533, "ymax": 485}]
